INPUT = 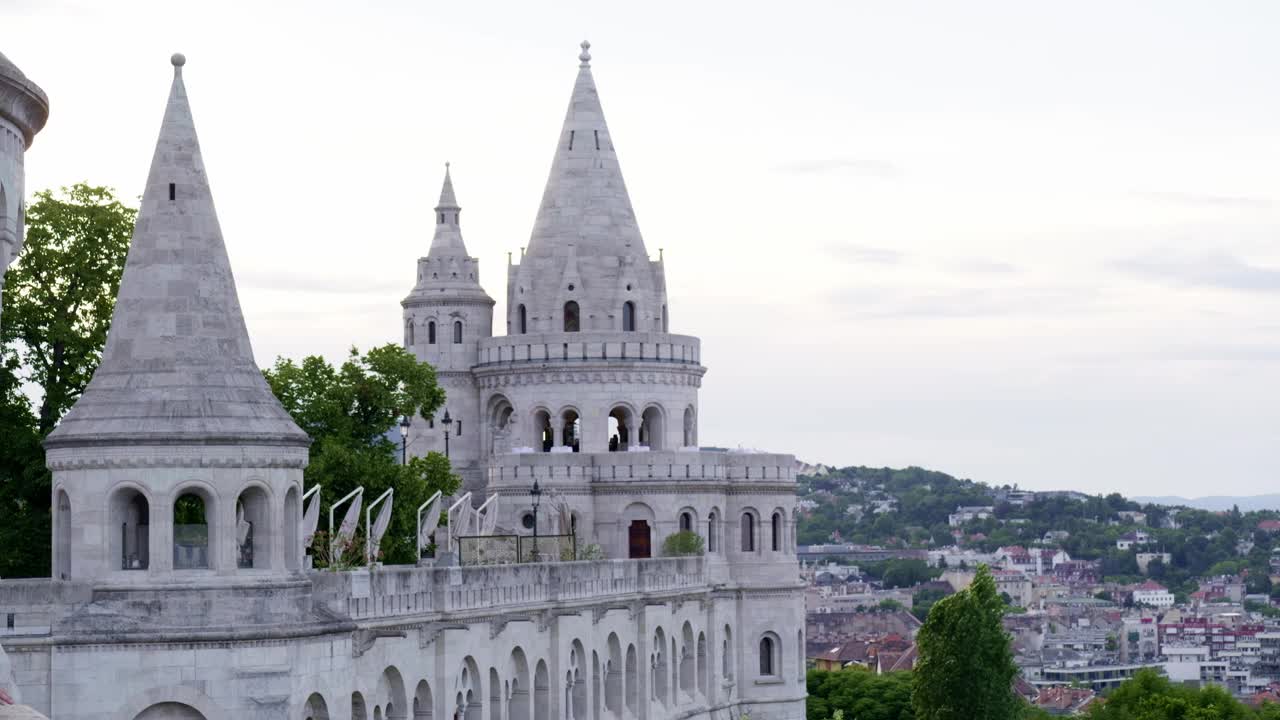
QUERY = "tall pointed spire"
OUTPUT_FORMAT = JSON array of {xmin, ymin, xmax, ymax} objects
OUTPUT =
[
  {"xmin": 524, "ymin": 41, "xmax": 648, "ymax": 260},
  {"xmin": 428, "ymin": 163, "xmax": 468, "ymax": 257},
  {"xmin": 46, "ymin": 55, "xmax": 308, "ymax": 448}
]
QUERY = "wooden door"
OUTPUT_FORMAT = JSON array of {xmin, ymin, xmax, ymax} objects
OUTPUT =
[{"xmin": 628, "ymin": 520, "xmax": 651, "ymax": 559}]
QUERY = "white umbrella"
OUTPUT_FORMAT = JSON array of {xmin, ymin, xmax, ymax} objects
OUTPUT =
[
  {"xmin": 368, "ymin": 492, "xmax": 394, "ymax": 562},
  {"xmin": 419, "ymin": 495, "xmax": 442, "ymax": 547},
  {"xmin": 481, "ymin": 497, "xmax": 499, "ymax": 535},
  {"xmin": 302, "ymin": 486, "xmax": 321, "ymax": 547},
  {"xmin": 336, "ymin": 493, "xmax": 363, "ymax": 562}
]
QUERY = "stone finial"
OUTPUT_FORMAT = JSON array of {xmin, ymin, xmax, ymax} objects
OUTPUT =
[
  {"xmin": 579, "ymin": 40, "xmax": 591, "ymax": 66},
  {"xmin": 171, "ymin": 52, "xmax": 186, "ymax": 69}
]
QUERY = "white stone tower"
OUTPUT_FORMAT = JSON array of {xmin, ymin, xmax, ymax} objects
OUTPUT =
[
  {"xmin": 44, "ymin": 55, "xmax": 313, "ymax": 593},
  {"xmin": 0, "ymin": 50, "xmax": 49, "ymax": 322},
  {"xmin": 402, "ymin": 165, "xmax": 495, "ymax": 493},
  {"xmin": 482, "ymin": 40, "xmax": 701, "ymax": 461}
]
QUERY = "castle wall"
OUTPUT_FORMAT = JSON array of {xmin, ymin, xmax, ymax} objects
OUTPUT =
[{"xmin": 1, "ymin": 559, "xmax": 805, "ymax": 720}]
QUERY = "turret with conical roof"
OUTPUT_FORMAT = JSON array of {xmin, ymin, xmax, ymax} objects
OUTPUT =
[
  {"xmin": 0, "ymin": 48, "xmax": 49, "ymax": 325},
  {"xmin": 402, "ymin": 166, "xmax": 494, "ymax": 494},
  {"xmin": 507, "ymin": 41, "xmax": 669, "ymax": 335},
  {"xmin": 46, "ymin": 55, "xmax": 311, "ymax": 585}
]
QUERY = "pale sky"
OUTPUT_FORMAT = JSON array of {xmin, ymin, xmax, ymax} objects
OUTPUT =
[{"xmin": 6, "ymin": 0, "xmax": 1280, "ymax": 497}]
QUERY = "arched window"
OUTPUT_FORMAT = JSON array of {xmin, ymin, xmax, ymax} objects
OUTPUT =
[
  {"xmin": 621, "ymin": 301, "xmax": 636, "ymax": 332},
  {"xmin": 771, "ymin": 512, "xmax": 782, "ymax": 552},
  {"xmin": 759, "ymin": 636, "xmax": 777, "ymax": 676},
  {"xmin": 407, "ymin": 320, "xmax": 415, "ymax": 346},
  {"xmin": 109, "ymin": 487, "xmax": 150, "ymax": 571},
  {"xmin": 236, "ymin": 486, "xmax": 271, "ymax": 569},
  {"xmin": 741, "ymin": 512, "xmax": 755, "ymax": 552},
  {"xmin": 55, "ymin": 489, "xmax": 72, "ymax": 580},
  {"xmin": 662, "ymin": 305, "xmax": 669, "ymax": 332},
  {"xmin": 563, "ymin": 301, "xmax": 580, "ymax": 332},
  {"xmin": 517, "ymin": 304, "xmax": 527, "ymax": 334},
  {"xmin": 428, "ymin": 321, "xmax": 437, "ymax": 345},
  {"xmin": 679, "ymin": 511, "xmax": 693, "ymax": 533},
  {"xmin": 453, "ymin": 320, "xmax": 464, "ymax": 344},
  {"xmin": 707, "ymin": 511, "xmax": 718, "ymax": 553},
  {"xmin": 174, "ymin": 491, "xmax": 210, "ymax": 570}
]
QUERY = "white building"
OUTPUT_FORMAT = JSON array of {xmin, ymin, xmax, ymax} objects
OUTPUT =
[
  {"xmin": 1116, "ymin": 530, "xmax": 1151, "ymax": 551},
  {"xmin": 948, "ymin": 506, "xmax": 994, "ymax": 527},
  {"xmin": 0, "ymin": 47, "xmax": 804, "ymax": 720},
  {"xmin": 1132, "ymin": 581, "xmax": 1175, "ymax": 608}
]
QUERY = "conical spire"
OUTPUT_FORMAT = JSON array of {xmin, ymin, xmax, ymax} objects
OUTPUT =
[
  {"xmin": 428, "ymin": 163, "xmax": 468, "ymax": 257},
  {"xmin": 524, "ymin": 41, "xmax": 648, "ymax": 260},
  {"xmin": 46, "ymin": 55, "xmax": 309, "ymax": 449}
]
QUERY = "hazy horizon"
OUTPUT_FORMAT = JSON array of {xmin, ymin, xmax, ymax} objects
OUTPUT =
[{"xmin": 6, "ymin": 0, "xmax": 1280, "ymax": 497}]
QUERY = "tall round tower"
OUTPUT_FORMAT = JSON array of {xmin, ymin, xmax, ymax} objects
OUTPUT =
[
  {"xmin": 0, "ymin": 50, "xmax": 49, "ymax": 323},
  {"xmin": 481, "ymin": 41, "xmax": 704, "ymax": 459},
  {"xmin": 402, "ymin": 166, "xmax": 495, "ymax": 494},
  {"xmin": 43, "ymin": 57, "xmax": 313, "ymax": 606}
]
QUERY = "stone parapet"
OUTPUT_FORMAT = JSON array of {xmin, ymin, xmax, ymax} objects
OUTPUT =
[
  {"xmin": 310, "ymin": 556, "xmax": 706, "ymax": 621},
  {"xmin": 475, "ymin": 331, "xmax": 701, "ymax": 368},
  {"xmin": 485, "ymin": 450, "xmax": 795, "ymax": 488}
]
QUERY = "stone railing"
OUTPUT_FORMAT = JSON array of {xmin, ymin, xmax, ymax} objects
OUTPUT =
[
  {"xmin": 310, "ymin": 557, "xmax": 707, "ymax": 621},
  {"xmin": 475, "ymin": 332, "xmax": 701, "ymax": 368},
  {"xmin": 486, "ymin": 450, "xmax": 795, "ymax": 488}
]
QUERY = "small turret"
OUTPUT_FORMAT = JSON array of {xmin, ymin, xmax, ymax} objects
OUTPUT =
[{"xmin": 402, "ymin": 166, "xmax": 494, "ymax": 494}]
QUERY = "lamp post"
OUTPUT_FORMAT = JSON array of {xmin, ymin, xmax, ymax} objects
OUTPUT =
[
  {"xmin": 399, "ymin": 415, "xmax": 411, "ymax": 465},
  {"xmin": 441, "ymin": 409, "xmax": 452, "ymax": 459},
  {"xmin": 530, "ymin": 478, "xmax": 542, "ymax": 562}
]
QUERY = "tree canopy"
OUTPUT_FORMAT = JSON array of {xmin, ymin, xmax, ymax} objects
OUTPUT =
[
  {"xmin": 263, "ymin": 344, "xmax": 458, "ymax": 565},
  {"xmin": 912, "ymin": 565, "xmax": 1020, "ymax": 720},
  {"xmin": 0, "ymin": 183, "xmax": 135, "ymax": 577},
  {"xmin": 1085, "ymin": 668, "xmax": 1280, "ymax": 719}
]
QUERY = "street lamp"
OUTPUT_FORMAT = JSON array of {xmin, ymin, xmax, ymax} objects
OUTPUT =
[
  {"xmin": 399, "ymin": 415, "xmax": 411, "ymax": 465},
  {"xmin": 530, "ymin": 478, "xmax": 542, "ymax": 561},
  {"xmin": 441, "ymin": 409, "xmax": 452, "ymax": 458}
]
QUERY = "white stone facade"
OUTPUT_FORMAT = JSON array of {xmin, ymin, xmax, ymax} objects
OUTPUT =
[
  {"xmin": 0, "ymin": 45, "xmax": 804, "ymax": 720},
  {"xmin": 0, "ymin": 51, "xmax": 48, "ymax": 325}
]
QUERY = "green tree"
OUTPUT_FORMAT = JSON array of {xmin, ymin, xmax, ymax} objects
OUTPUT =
[
  {"xmin": 2, "ymin": 184, "xmax": 136, "ymax": 433},
  {"xmin": 807, "ymin": 668, "xmax": 915, "ymax": 720},
  {"xmin": 1086, "ymin": 668, "xmax": 1254, "ymax": 719},
  {"xmin": 0, "ymin": 183, "xmax": 135, "ymax": 578},
  {"xmin": 912, "ymin": 565, "xmax": 1020, "ymax": 720},
  {"xmin": 880, "ymin": 559, "xmax": 938, "ymax": 588},
  {"xmin": 662, "ymin": 530, "xmax": 705, "ymax": 557},
  {"xmin": 263, "ymin": 345, "xmax": 458, "ymax": 565}
]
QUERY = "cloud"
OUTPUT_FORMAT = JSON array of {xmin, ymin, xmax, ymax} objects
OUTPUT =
[
  {"xmin": 825, "ymin": 244, "xmax": 906, "ymax": 265},
  {"xmin": 1131, "ymin": 191, "xmax": 1273, "ymax": 210},
  {"xmin": 237, "ymin": 270, "xmax": 404, "ymax": 295},
  {"xmin": 825, "ymin": 285, "xmax": 1099, "ymax": 320},
  {"xmin": 774, "ymin": 157, "xmax": 901, "ymax": 178},
  {"xmin": 1113, "ymin": 251, "xmax": 1280, "ymax": 292},
  {"xmin": 945, "ymin": 258, "xmax": 1019, "ymax": 275}
]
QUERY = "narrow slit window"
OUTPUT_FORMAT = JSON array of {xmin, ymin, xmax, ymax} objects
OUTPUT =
[
  {"xmin": 168, "ymin": 183, "xmax": 176, "ymax": 201},
  {"xmin": 594, "ymin": 130, "xmax": 600, "ymax": 150},
  {"xmin": 568, "ymin": 130, "xmax": 575, "ymax": 150}
]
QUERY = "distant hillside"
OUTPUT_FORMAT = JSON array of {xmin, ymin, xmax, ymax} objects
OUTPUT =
[{"xmin": 1132, "ymin": 495, "xmax": 1280, "ymax": 512}]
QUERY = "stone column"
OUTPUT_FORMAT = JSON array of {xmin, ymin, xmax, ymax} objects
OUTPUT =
[{"xmin": 625, "ymin": 422, "xmax": 639, "ymax": 450}]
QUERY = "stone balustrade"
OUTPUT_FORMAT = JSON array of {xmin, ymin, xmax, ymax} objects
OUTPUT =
[
  {"xmin": 486, "ymin": 450, "xmax": 795, "ymax": 487},
  {"xmin": 475, "ymin": 331, "xmax": 701, "ymax": 368},
  {"xmin": 310, "ymin": 557, "xmax": 707, "ymax": 621}
]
